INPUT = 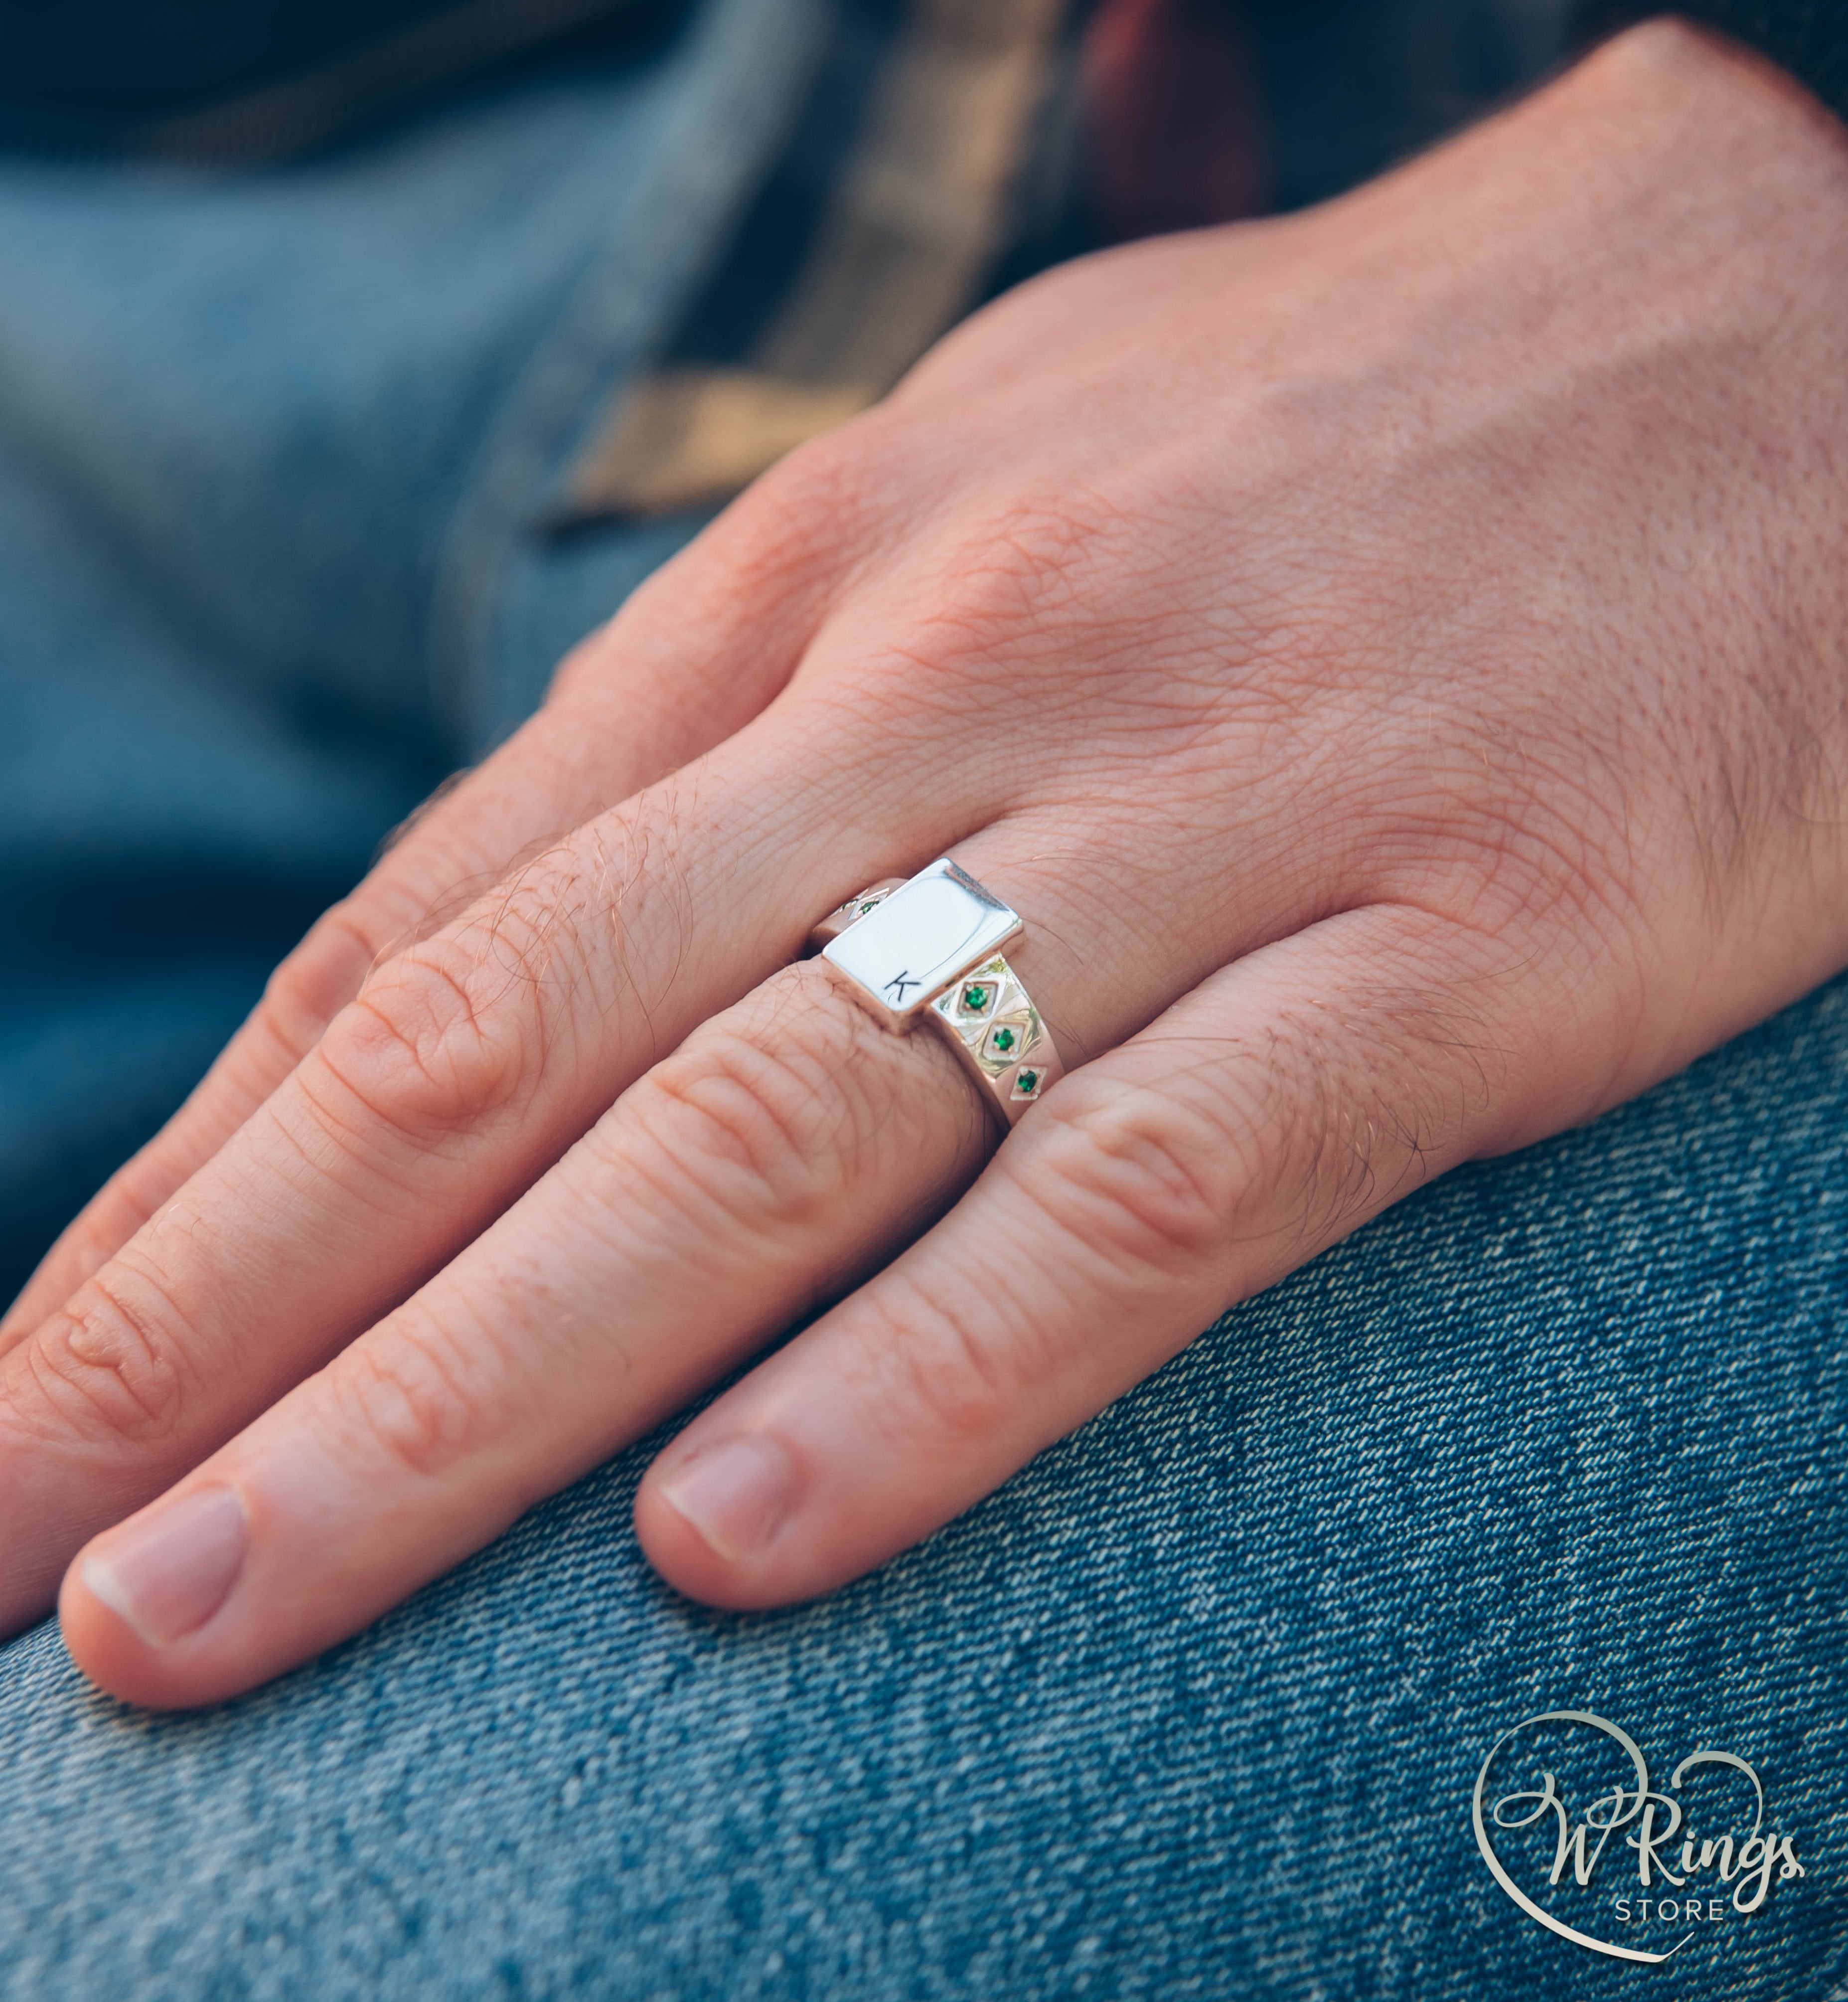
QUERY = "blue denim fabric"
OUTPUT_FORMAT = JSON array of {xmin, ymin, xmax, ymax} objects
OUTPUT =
[
  {"xmin": 0, "ymin": 0, "xmax": 822, "ymax": 1296},
  {"xmin": 3, "ymin": 1, "xmax": 1840, "ymax": 1996}
]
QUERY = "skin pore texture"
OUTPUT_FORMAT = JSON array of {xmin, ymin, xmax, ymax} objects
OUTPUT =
[{"xmin": 4, "ymin": 20, "xmax": 1847, "ymax": 1708}]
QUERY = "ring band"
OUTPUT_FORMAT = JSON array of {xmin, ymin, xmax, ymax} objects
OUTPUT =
[{"xmin": 809, "ymin": 858, "xmax": 1066, "ymax": 1130}]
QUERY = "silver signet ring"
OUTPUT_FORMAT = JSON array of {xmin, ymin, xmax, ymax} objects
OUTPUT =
[{"xmin": 809, "ymin": 858, "xmax": 1066, "ymax": 1130}]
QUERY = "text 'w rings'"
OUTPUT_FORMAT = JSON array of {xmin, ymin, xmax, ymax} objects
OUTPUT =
[{"xmin": 809, "ymin": 859, "xmax": 1067, "ymax": 1131}]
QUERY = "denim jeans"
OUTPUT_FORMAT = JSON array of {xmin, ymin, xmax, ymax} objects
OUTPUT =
[
  {"xmin": 0, "ymin": 0, "xmax": 827, "ymax": 1299},
  {"xmin": 2, "ymin": 2, "xmax": 1840, "ymax": 1997}
]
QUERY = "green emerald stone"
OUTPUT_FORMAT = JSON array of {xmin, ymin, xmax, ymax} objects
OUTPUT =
[
  {"xmin": 991, "ymin": 1026, "xmax": 1017, "ymax": 1054},
  {"xmin": 1016, "ymin": 1069, "xmax": 1041, "ymax": 1095},
  {"xmin": 961, "ymin": 983, "xmax": 991, "ymax": 1012}
]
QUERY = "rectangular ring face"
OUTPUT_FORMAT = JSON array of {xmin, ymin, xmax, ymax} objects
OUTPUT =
[{"xmin": 821, "ymin": 858, "xmax": 1021, "ymax": 1029}]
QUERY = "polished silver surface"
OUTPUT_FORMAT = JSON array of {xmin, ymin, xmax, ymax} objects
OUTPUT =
[
  {"xmin": 820, "ymin": 857, "xmax": 1022, "ymax": 1031},
  {"xmin": 806, "ymin": 878, "xmax": 905, "ymax": 949},
  {"xmin": 815, "ymin": 858, "xmax": 1063, "ymax": 1129}
]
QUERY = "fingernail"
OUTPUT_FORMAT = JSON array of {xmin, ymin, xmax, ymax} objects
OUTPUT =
[
  {"xmin": 80, "ymin": 1485, "xmax": 247, "ymax": 1648},
  {"xmin": 656, "ymin": 1435, "xmax": 798, "ymax": 1562}
]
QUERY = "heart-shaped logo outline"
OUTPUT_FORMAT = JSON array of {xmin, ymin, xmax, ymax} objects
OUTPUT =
[{"xmin": 1472, "ymin": 1708, "xmax": 1801, "ymax": 1964}]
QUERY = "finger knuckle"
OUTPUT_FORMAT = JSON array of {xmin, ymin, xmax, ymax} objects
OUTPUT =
[
  {"xmin": 312, "ymin": 886, "xmax": 570, "ymax": 1144},
  {"xmin": 746, "ymin": 421, "xmax": 882, "ymax": 528},
  {"xmin": 255, "ymin": 902, "xmax": 389, "ymax": 1064},
  {"xmin": 1384, "ymin": 701, "xmax": 1647, "ymax": 954},
  {"xmin": 1031, "ymin": 1081, "xmax": 1235, "ymax": 1277},
  {"xmin": 873, "ymin": 1277, "xmax": 1029, "ymax": 1446},
  {"xmin": 859, "ymin": 496, "xmax": 1113, "ymax": 697},
  {"xmin": 325, "ymin": 1319, "xmax": 497, "ymax": 1484},
  {"xmin": 705, "ymin": 426, "xmax": 884, "ymax": 591},
  {"xmin": 624, "ymin": 967, "xmax": 894, "ymax": 1231},
  {"xmin": 7, "ymin": 1274, "xmax": 192, "ymax": 1449}
]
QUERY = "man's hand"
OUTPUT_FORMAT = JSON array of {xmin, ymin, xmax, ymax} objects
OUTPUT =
[{"xmin": 7, "ymin": 21, "xmax": 1847, "ymax": 1707}]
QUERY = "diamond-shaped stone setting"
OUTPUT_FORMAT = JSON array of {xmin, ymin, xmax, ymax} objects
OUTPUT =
[{"xmin": 984, "ymin": 1021, "xmax": 1022, "ymax": 1061}]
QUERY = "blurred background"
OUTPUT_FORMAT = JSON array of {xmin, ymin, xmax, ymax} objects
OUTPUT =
[{"xmin": 0, "ymin": 0, "xmax": 1572, "ymax": 1300}]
